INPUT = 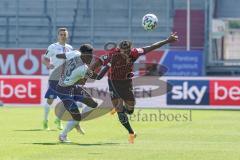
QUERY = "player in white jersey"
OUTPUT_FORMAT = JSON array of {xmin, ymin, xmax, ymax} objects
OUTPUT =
[
  {"xmin": 52, "ymin": 44, "xmax": 111, "ymax": 142},
  {"xmin": 42, "ymin": 28, "xmax": 73, "ymax": 130},
  {"xmin": 58, "ymin": 50, "xmax": 87, "ymax": 87}
]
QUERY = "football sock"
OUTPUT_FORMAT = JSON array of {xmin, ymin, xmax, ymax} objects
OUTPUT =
[
  {"xmin": 117, "ymin": 112, "xmax": 134, "ymax": 134},
  {"xmin": 44, "ymin": 102, "xmax": 51, "ymax": 121},
  {"xmin": 61, "ymin": 120, "xmax": 78, "ymax": 136}
]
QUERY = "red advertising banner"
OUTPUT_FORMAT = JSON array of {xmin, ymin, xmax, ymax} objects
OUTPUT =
[
  {"xmin": 0, "ymin": 76, "xmax": 239, "ymax": 109},
  {"xmin": 0, "ymin": 49, "xmax": 48, "ymax": 75},
  {"xmin": 0, "ymin": 78, "xmax": 41, "ymax": 104},
  {"xmin": 0, "ymin": 49, "xmax": 164, "ymax": 76},
  {"xmin": 210, "ymin": 80, "xmax": 240, "ymax": 106}
]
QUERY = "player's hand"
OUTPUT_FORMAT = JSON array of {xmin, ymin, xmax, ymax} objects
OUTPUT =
[
  {"xmin": 127, "ymin": 72, "xmax": 134, "ymax": 79},
  {"xmin": 166, "ymin": 32, "xmax": 178, "ymax": 43},
  {"xmin": 47, "ymin": 64, "xmax": 55, "ymax": 69}
]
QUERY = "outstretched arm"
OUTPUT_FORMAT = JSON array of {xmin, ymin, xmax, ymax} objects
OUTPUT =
[{"xmin": 143, "ymin": 32, "xmax": 178, "ymax": 54}]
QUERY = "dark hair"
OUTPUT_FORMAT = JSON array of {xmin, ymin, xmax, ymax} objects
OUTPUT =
[
  {"xmin": 79, "ymin": 44, "xmax": 93, "ymax": 54},
  {"xmin": 119, "ymin": 40, "xmax": 132, "ymax": 49},
  {"xmin": 57, "ymin": 27, "xmax": 68, "ymax": 34}
]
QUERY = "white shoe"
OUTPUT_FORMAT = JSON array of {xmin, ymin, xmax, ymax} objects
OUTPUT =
[
  {"xmin": 59, "ymin": 134, "xmax": 71, "ymax": 143},
  {"xmin": 75, "ymin": 124, "xmax": 85, "ymax": 135}
]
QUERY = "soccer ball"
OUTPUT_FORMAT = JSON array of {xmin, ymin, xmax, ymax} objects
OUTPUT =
[{"xmin": 142, "ymin": 14, "xmax": 158, "ymax": 31}]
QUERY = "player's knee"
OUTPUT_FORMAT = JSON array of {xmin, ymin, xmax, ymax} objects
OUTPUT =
[
  {"xmin": 115, "ymin": 107, "xmax": 124, "ymax": 113},
  {"xmin": 93, "ymin": 102, "xmax": 98, "ymax": 108},
  {"xmin": 125, "ymin": 100, "xmax": 136, "ymax": 107},
  {"xmin": 124, "ymin": 104, "xmax": 135, "ymax": 115},
  {"xmin": 90, "ymin": 101, "xmax": 98, "ymax": 108},
  {"xmin": 126, "ymin": 108, "xmax": 134, "ymax": 115},
  {"xmin": 82, "ymin": 98, "xmax": 98, "ymax": 108},
  {"xmin": 47, "ymin": 99, "xmax": 54, "ymax": 105},
  {"xmin": 87, "ymin": 101, "xmax": 98, "ymax": 108},
  {"xmin": 68, "ymin": 107, "xmax": 81, "ymax": 121},
  {"xmin": 72, "ymin": 114, "xmax": 81, "ymax": 121}
]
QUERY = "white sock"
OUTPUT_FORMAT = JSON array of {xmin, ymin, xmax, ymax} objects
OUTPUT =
[
  {"xmin": 43, "ymin": 103, "xmax": 51, "ymax": 121},
  {"xmin": 61, "ymin": 121, "xmax": 79, "ymax": 136}
]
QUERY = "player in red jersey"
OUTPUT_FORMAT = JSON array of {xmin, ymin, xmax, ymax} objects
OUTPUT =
[{"xmin": 91, "ymin": 32, "xmax": 178, "ymax": 143}]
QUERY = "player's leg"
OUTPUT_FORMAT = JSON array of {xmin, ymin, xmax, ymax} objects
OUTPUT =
[
  {"xmin": 67, "ymin": 102, "xmax": 85, "ymax": 135},
  {"xmin": 45, "ymin": 81, "xmax": 63, "ymax": 130},
  {"xmin": 57, "ymin": 84, "xmax": 87, "ymax": 136},
  {"xmin": 108, "ymin": 79, "xmax": 120, "ymax": 115},
  {"xmin": 122, "ymin": 93, "xmax": 137, "ymax": 144},
  {"xmin": 111, "ymin": 97, "xmax": 136, "ymax": 144},
  {"xmin": 58, "ymin": 98, "xmax": 82, "ymax": 142},
  {"xmin": 110, "ymin": 80, "xmax": 137, "ymax": 143},
  {"xmin": 56, "ymin": 84, "xmax": 82, "ymax": 119},
  {"xmin": 59, "ymin": 120, "xmax": 78, "ymax": 143},
  {"xmin": 81, "ymin": 97, "xmax": 98, "ymax": 108},
  {"xmin": 43, "ymin": 99, "xmax": 52, "ymax": 130},
  {"xmin": 124, "ymin": 100, "xmax": 135, "ymax": 114},
  {"xmin": 109, "ymin": 79, "xmax": 136, "ymax": 115},
  {"xmin": 121, "ymin": 81, "xmax": 136, "ymax": 115},
  {"xmin": 51, "ymin": 81, "xmax": 64, "ymax": 130},
  {"xmin": 73, "ymin": 85, "xmax": 98, "ymax": 123},
  {"xmin": 74, "ymin": 85, "xmax": 98, "ymax": 108},
  {"xmin": 55, "ymin": 83, "xmax": 82, "ymax": 138},
  {"xmin": 113, "ymin": 99, "xmax": 134, "ymax": 133},
  {"xmin": 43, "ymin": 87, "xmax": 56, "ymax": 130}
]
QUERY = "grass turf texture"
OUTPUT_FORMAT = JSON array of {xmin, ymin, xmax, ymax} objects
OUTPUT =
[{"xmin": 0, "ymin": 107, "xmax": 240, "ymax": 160}]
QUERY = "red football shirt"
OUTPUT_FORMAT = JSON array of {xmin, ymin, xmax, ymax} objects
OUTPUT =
[{"xmin": 99, "ymin": 48, "xmax": 145, "ymax": 80}]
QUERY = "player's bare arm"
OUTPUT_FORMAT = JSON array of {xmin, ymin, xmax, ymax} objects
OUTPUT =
[
  {"xmin": 89, "ymin": 58, "xmax": 104, "ymax": 71},
  {"xmin": 86, "ymin": 62, "xmax": 111, "ymax": 80},
  {"xmin": 143, "ymin": 32, "xmax": 178, "ymax": 54},
  {"xmin": 77, "ymin": 59, "xmax": 105, "ymax": 85}
]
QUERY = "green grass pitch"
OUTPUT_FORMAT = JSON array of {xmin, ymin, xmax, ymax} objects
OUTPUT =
[{"xmin": 0, "ymin": 107, "xmax": 240, "ymax": 160}]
